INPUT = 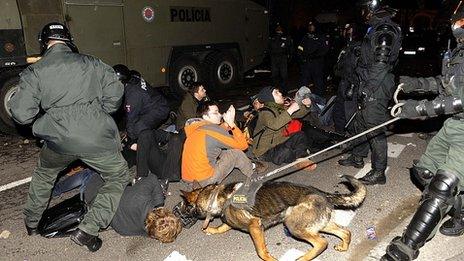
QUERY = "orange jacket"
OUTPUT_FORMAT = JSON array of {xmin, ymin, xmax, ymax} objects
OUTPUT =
[{"xmin": 182, "ymin": 121, "xmax": 248, "ymax": 182}]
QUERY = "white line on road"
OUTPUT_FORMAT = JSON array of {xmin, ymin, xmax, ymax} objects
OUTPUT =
[{"xmin": 0, "ymin": 177, "xmax": 31, "ymax": 193}]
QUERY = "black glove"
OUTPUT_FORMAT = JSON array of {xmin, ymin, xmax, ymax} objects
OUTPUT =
[
  {"xmin": 399, "ymin": 76, "xmax": 420, "ymax": 93},
  {"xmin": 398, "ymin": 100, "xmax": 426, "ymax": 120}
]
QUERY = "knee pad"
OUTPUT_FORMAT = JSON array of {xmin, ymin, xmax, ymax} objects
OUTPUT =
[{"xmin": 426, "ymin": 170, "xmax": 460, "ymax": 201}]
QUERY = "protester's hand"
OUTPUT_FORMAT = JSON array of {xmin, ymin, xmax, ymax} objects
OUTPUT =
[
  {"xmin": 130, "ymin": 143, "xmax": 138, "ymax": 151},
  {"xmin": 287, "ymin": 102, "xmax": 300, "ymax": 115},
  {"xmin": 301, "ymin": 98, "xmax": 311, "ymax": 107},
  {"xmin": 223, "ymin": 105, "xmax": 236, "ymax": 128}
]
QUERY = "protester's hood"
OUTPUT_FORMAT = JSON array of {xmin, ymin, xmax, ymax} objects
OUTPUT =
[{"xmin": 184, "ymin": 119, "xmax": 210, "ymax": 137}]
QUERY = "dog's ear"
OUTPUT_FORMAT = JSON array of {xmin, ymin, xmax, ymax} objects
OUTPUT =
[{"xmin": 180, "ymin": 189, "xmax": 200, "ymax": 203}]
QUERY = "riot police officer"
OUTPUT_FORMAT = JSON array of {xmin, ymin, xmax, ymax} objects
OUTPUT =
[
  {"xmin": 9, "ymin": 22, "xmax": 130, "ymax": 251},
  {"xmin": 382, "ymin": 3, "xmax": 464, "ymax": 260},
  {"xmin": 332, "ymin": 23, "xmax": 362, "ymax": 133},
  {"xmin": 113, "ymin": 64, "xmax": 170, "ymax": 147},
  {"xmin": 338, "ymin": 0, "xmax": 401, "ymax": 185},
  {"xmin": 269, "ymin": 23, "xmax": 293, "ymax": 93},
  {"xmin": 297, "ymin": 18, "xmax": 329, "ymax": 97}
]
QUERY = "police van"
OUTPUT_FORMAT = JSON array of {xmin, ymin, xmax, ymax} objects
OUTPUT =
[{"xmin": 0, "ymin": 0, "xmax": 269, "ymax": 134}]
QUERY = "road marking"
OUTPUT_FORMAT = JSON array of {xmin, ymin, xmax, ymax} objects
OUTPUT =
[
  {"xmin": 280, "ymin": 248, "xmax": 320, "ymax": 261},
  {"xmin": 396, "ymin": 133, "xmax": 414, "ymax": 137},
  {"xmin": 164, "ymin": 250, "xmax": 191, "ymax": 261},
  {"xmin": 387, "ymin": 142, "xmax": 406, "ymax": 158},
  {"xmin": 333, "ymin": 209, "xmax": 357, "ymax": 227},
  {"xmin": 0, "ymin": 177, "xmax": 31, "ymax": 193}
]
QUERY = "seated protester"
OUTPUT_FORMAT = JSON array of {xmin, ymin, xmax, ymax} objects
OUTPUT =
[
  {"xmin": 175, "ymin": 82, "xmax": 208, "ymax": 130},
  {"xmin": 52, "ymin": 173, "xmax": 181, "ymax": 242},
  {"xmin": 242, "ymin": 95, "xmax": 265, "ymax": 144},
  {"xmin": 113, "ymin": 64, "xmax": 170, "ymax": 149},
  {"xmin": 252, "ymin": 86, "xmax": 316, "ymax": 170},
  {"xmin": 182, "ymin": 101, "xmax": 253, "ymax": 187}
]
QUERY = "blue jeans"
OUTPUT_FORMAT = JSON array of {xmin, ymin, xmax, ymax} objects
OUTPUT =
[{"xmin": 52, "ymin": 169, "xmax": 97, "ymax": 200}]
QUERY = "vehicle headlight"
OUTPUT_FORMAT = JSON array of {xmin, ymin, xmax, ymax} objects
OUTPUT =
[{"xmin": 418, "ymin": 47, "xmax": 425, "ymax": 51}]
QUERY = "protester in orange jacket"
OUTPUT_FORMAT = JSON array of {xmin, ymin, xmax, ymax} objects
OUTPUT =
[{"xmin": 181, "ymin": 101, "xmax": 253, "ymax": 186}]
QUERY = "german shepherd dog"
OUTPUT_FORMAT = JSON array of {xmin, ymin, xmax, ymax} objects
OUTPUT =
[{"xmin": 180, "ymin": 175, "xmax": 366, "ymax": 261}]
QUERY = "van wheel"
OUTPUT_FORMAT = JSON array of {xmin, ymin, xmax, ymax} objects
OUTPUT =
[
  {"xmin": 0, "ymin": 73, "xmax": 21, "ymax": 135},
  {"xmin": 170, "ymin": 56, "xmax": 202, "ymax": 96},
  {"xmin": 204, "ymin": 51, "xmax": 238, "ymax": 91}
]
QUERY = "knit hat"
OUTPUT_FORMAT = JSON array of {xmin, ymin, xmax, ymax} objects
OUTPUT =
[{"xmin": 256, "ymin": 86, "xmax": 275, "ymax": 103}]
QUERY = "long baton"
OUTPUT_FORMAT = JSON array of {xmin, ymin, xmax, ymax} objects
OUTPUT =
[{"xmin": 253, "ymin": 117, "xmax": 401, "ymax": 182}]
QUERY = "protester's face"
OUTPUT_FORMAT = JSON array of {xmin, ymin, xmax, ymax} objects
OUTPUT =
[
  {"xmin": 272, "ymin": 89, "xmax": 285, "ymax": 104},
  {"xmin": 203, "ymin": 105, "xmax": 222, "ymax": 124},
  {"xmin": 308, "ymin": 24, "xmax": 316, "ymax": 33},
  {"xmin": 196, "ymin": 86, "xmax": 207, "ymax": 99}
]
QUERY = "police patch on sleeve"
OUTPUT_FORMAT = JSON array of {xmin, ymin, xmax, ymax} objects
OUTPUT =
[{"xmin": 142, "ymin": 6, "xmax": 155, "ymax": 22}]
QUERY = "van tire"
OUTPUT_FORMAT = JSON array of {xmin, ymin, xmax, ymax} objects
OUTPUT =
[
  {"xmin": 170, "ymin": 56, "xmax": 202, "ymax": 96},
  {"xmin": 0, "ymin": 72, "xmax": 21, "ymax": 135},
  {"xmin": 204, "ymin": 51, "xmax": 238, "ymax": 91}
]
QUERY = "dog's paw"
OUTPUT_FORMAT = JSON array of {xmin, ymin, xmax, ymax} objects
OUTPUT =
[
  {"xmin": 201, "ymin": 229, "xmax": 212, "ymax": 235},
  {"xmin": 334, "ymin": 244, "xmax": 348, "ymax": 252}
]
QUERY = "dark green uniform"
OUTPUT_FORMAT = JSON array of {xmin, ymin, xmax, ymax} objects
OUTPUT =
[{"xmin": 9, "ymin": 43, "xmax": 130, "ymax": 236}]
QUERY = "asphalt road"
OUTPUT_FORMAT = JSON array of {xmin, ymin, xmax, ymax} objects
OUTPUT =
[{"xmin": 2, "ymin": 60, "xmax": 464, "ymax": 261}]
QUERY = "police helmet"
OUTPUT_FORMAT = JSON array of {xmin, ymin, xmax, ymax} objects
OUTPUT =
[
  {"xmin": 451, "ymin": 1, "xmax": 464, "ymax": 40},
  {"xmin": 38, "ymin": 22, "xmax": 78, "ymax": 53},
  {"xmin": 357, "ymin": 0, "xmax": 384, "ymax": 13},
  {"xmin": 113, "ymin": 64, "xmax": 131, "ymax": 84}
]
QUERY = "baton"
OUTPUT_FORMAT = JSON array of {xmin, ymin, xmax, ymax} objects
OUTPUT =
[{"xmin": 254, "ymin": 117, "xmax": 401, "ymax": 182}]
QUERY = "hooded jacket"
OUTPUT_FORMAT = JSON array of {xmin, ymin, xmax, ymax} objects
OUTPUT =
[
  {"xmin": 182, "ymin": 120, "xmax": 248, "ymax": 182},
  {"xmin": 252, "ymin": 102, "xmax": 309, "ymax": 157}
]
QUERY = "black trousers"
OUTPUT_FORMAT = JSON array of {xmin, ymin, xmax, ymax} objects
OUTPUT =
[
  {"xmin": 333, "ymin": 80, "xmax": 357, "ymax": 133},
  {"xmin": 351, "ymin": 104, "xmax": 388, "ymax": 171},
  {"xmin": 271, "ymin": 56, "xmax": 288, "ymax": 92},
  {"xmin": 263, "ymin": 131, "xmax": 309, "ymax": 165},
  {"xmin": 300, "ymin": 60, "xmax": 325, "ymax": 96}
]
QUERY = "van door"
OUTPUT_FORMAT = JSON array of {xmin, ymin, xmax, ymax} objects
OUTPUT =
[{"xmin": 64, "ymin": 0, "xmax": 126, "ymax": 65}]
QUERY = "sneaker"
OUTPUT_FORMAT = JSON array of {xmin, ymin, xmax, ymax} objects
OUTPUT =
[{"xmin": 295, "ymin": 159, "xmax": 317, "ymax": 172}]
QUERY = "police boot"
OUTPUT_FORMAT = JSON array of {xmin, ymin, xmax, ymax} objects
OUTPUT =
[
  {"xmin": 439, "ymin": 196, "xmax": 464, "ymax": 237},
  {"xmin": 24, "ymin": 221, "xmax": 38, "ymax": 236},
  {"xmin": 381, "ymin": 170, "xmax": 460, "ymax": 260},
  {"xmin": 360, "ymin": 169, "xmax": 386, "ymax": 185},
  {"xmin": 70, "ymin": 228, "xmax": 102, "ymax": 252},
  {"xmin": 411, "ymin": 160, "xmax": 433, "ymax": 187},
  {"xmin": 338, "ymin": 155, "xmax": 364, "ymax": 169}
]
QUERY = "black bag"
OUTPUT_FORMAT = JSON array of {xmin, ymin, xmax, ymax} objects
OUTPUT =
[{"xmin": 37, "ymin": 194, "xmax": 87, "ymax": 238}]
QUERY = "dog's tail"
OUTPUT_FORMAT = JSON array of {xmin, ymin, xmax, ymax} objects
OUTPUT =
[{"xmin": 325, "ymin": 175, "xmax": 367, "ymax": 208}]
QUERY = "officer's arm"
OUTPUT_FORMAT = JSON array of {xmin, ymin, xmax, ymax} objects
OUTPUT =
[
  {"xmin": 399, "ymin": 96, "xmax": 463, "ymax": 119},
  {"xmin": 125, "ymin": 90, "xmax": 143, "ymax": 141},
  {"xmin": 100, "ymin": 62, "xmax": 124, "ymax": 114},
  {"xmin": 8, "ymin": 67, "xmax": 41, "ymax": 125},
  {"xmin": 399, "ymin": 76, "xmax": 441, "ymax": 94},
  {"xmin": 365, "ymin": 25, "xmax": 400, "ymax": 89}
]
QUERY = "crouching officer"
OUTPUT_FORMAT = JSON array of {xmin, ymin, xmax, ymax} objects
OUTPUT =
[
  {"xmin": 113, "ymin": 64, "xmax": 170, "ymax": 148},
  {"xmin": 8, "ymin": 22, "xmax": 130, "ymax": 251},
  {"xmin": 339, "ymin": 0, "xmax": 401, "ymax": 185},
  {"xmin": 382, "ymin": 4, "xmax": 464, "ymax": 260}
]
